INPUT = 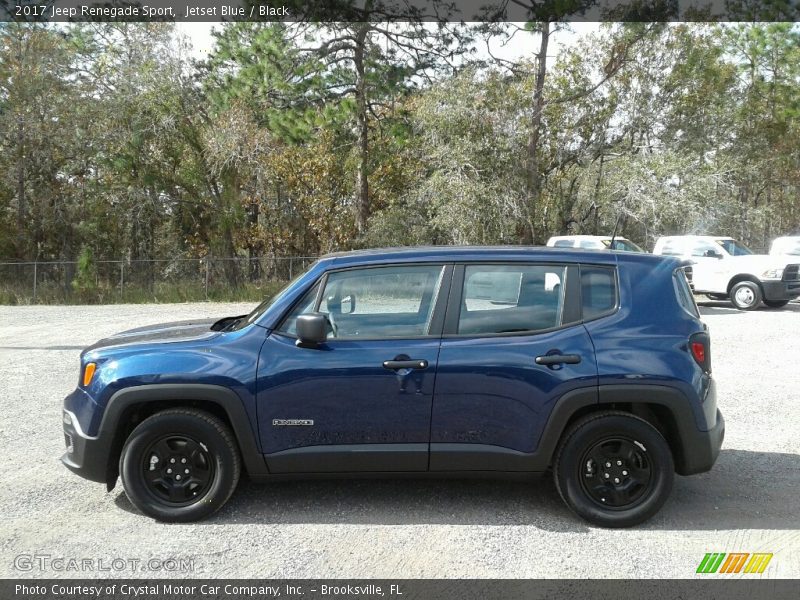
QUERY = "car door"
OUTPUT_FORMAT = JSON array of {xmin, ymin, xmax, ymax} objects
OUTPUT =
[
  {"xmin": 257, "ymin": 263, "xmax": 451, "ymax": 473},
  {"xmin": 687, "ymin": 240, "xmax": 727, "ymax": 291},
  {"xmin": 430, "ymin": 262, "xmax": 602, "ymax": 471}
]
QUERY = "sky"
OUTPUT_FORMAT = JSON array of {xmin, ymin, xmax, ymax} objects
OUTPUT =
[{"xmin": 174, "ymin": 22, "xmax": 603, "ymax": 62}]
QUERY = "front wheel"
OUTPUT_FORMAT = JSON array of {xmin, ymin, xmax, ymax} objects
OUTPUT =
[
  {"xmin": 119, "ymin": 409, "xmax": 241, "ymax": 522},
  {"xmin": 554, "ymin": 411, "xmax": 674, "ymax": 528},
  {"xmin": 763, "ymin": 299, "xmax": 789, "ymax": 308},
  {"xmin": 729, "ymin": 281, "xmax": 762, "ymax": 310}
]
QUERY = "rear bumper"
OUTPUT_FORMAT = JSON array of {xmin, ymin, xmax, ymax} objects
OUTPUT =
[
  {"xmin": 61, "ymin": 409, "xmax": 112, "ymax": 484},
  {"xmin": 677, "ymin": 409, "xmax": 725, "ymax": 476},
  {"xmin": 762, "ymin": 280, "xmax": 800, "ymax": 301}
]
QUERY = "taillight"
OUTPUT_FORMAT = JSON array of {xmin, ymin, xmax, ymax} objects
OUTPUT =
[
  {"xmin": 689, "ymin": 332, "xmax": 711, "ymax": 372},
  {"xmin": 691, "ymin": 342, "xmax": 705, "ymax": 364}
]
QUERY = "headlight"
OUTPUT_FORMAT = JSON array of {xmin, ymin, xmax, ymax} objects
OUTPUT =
[{"xmin": 762, "ymin": 268, "xmax": 784, "ymax": 279}]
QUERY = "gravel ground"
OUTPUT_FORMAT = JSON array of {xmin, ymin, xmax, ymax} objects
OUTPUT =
[{"xmin": 0, "ymin": 300, "xmax": 798, "ymax": 579}]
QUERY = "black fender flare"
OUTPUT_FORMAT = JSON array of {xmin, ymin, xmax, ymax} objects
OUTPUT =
[
  {"xmin": 536, "ymin": 383, "xmax": 712, "ymax": 474},
  {"xmin": 101, "ymin": 384, "xmax": 269, "ymax": 481}
]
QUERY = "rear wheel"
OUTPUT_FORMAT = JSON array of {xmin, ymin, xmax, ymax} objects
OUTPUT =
[
  {"xmin": 763, "ymin": 299, "xmax": 789, "ymax": 308},
  {"xmin": 729, "ymin": 281, "xmax": 762, "ymax": 310},
  {"xmin": 119, "ymin": 409, "xmax": 241, "ymax": 522},
  {"xmin": 554, "ymin": 411, "xmax": 674, "ymax": 528}
]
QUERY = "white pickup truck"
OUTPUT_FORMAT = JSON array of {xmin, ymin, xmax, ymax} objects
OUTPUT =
[{"xmin": 652, "ymin": 235, "xmax": 800, "ymax": 310}]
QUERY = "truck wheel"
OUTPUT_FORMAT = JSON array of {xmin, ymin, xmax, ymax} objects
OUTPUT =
[
  {"xmin": 763, "ymin": 299, "xmax": 789, "ymax": 308},
  {"xmin": 729, "ymin": 281, "xmax": 762, "ymax": 310},
  {"xmin": 554, "ymin": 411, "xmax": 674, "ymax": 528},
  {"xmin": 119, "ymin": 409, "xmax": 241, "ymax": 522}
]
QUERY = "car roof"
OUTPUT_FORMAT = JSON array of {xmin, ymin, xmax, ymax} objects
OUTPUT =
[{"xmin": 318, "ymin": 245, "xmax": 670, "ymax": 268}]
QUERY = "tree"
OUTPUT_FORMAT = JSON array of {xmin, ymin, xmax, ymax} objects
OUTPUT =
[{"xmin": 299, "ymin": 12, "xmax": 469, "ymax": 236}]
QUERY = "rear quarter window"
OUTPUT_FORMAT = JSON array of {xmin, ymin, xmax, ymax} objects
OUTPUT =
[{"xmin": 581, "ymin": 266, "xmax": 617, "ymax": 320}]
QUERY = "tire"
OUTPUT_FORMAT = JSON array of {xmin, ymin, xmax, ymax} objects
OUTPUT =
[
  {"xmin": 729, "ymin": 280, "xmax": 762, "ymax": 310},
  {"xmin": 764, "ymin": 299, "xmax": 789, "ymax": 308},
  {"xmin": 706, "ymin": 293, "xmax": 729, "ymax": 301},
  {"xmin": 119, "ymin": 409, "xmax": 241, "ymax": 522},
  {"xmin": 553, "ymin": 411, "xmax": 674, "ymax": 528}
]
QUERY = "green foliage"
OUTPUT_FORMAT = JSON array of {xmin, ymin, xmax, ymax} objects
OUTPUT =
[
  {"xmin": 1, "ymin": 21, "xmax": 800, "ymax": 305},
  {"xmin": 71, "ymin": 246, "xmax": 98, "ymax": 298}
]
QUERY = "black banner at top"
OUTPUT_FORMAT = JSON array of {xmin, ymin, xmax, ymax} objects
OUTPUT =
[{"xmin": 2, "ymin": 0, "xmax": 799, "ymax": 22}]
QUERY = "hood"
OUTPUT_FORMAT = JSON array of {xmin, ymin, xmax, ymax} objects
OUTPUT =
[{"xmin": 83, "ymin": 318, "xmax": 223, "ymax": 354}]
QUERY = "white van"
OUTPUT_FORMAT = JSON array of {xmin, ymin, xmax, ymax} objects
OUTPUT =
[{"xmin": 652, "ymin": 235, "xmax": 800, "ymax": 310}]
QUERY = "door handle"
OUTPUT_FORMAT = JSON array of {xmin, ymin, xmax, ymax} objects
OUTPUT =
[
  {"xmin": 383, "ymin": 359, "xmax": 428, "ymax": 370},
  {"xmin": 535, "ymin": 354, "xmax": 581, "ymax": 366}
]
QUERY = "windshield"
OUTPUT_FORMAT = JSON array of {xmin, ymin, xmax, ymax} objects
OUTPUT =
[
  {"xmin": 241, "ymin": 264, "xmax": 317, "ymax": 327},
  {"xmin": 602, "ymin": 239, "xmax": 644, "ymax": 253},
  {"xmin": 715, "ymin": 239, "xmax": 753, "ymax": 256}
]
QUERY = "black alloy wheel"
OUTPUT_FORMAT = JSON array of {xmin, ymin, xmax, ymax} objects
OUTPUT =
[
  {"xmin": 578, "ymin": 437, "xmax": 653, "ymax": 509},
  {"xmin": 119, "ymin": 409, "xmax": 241, "ymax": 522}
]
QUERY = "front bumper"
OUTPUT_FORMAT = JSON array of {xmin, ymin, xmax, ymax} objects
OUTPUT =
[
  {"xmin": 762, "ymin": 280, "xmax": 800, "ymax": 301},
  {"xmin": 61, "ymin": 409, "xmax": 112, "ymax": 484}
]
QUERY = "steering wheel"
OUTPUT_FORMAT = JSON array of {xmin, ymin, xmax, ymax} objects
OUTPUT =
[{"xmin": 325, "ymin": 311, "xmax": 338, "ymax": 338}]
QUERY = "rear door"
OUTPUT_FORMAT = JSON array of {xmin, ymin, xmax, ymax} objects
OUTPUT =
[
  {"xmin": 430, "ymin": 262, "xmax": 603, "ymax": 471},
  {"xmin": 257, "ymin": 263, "xmax": 451, "ymax": 473}
]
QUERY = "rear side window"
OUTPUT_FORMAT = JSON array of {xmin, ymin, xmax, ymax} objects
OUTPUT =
[
  {"xmin": 581, "ymin": 266, "xmax": 617, "ymax": 320},
  {"xmin": 673, "ymin": 269, "xmax": 699, "ymax": 317},
  {"xmin": 553, "ymin": 240, "xmax": 573, "ymax": 248},
  {"xmin": 458, "ymin": 264, "xmax": 566, "ymax": 335}
]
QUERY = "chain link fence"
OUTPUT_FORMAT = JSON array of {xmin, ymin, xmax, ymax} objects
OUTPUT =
[{"xmin": 0, "ymin": 256, "xmax": 318, "ymax": 304}]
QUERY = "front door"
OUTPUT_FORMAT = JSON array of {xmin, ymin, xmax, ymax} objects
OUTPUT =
[
  {"xmin": 430, "ymin": 262, "xmax": 602, "ymax": 471},
  {"xmin": 257, "ymin": 263, "xmax": 450, "ymax": 473}
]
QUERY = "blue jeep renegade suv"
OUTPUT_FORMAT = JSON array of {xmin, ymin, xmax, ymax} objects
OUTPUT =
[{"xmin": 62, "ymin": 246, "xmax": 724, "ymax": 527}]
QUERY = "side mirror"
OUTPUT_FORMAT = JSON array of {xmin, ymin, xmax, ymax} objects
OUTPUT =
[
  {"xmin": 296, "ymin": 313, "xmax": 328, "ymax": 348},
  {"xmin": 704, "ymin": 250, "xmax": 723, "ymax": 259}
]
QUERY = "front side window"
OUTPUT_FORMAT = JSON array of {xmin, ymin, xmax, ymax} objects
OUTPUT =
[
  {"xmin": 604, "ymin": 239, "xmax": 644, "ymax": 253},
  {"xmin": 581, "ymin": 266, "xmax": 617, "ymax": 320},
  {"xmin": 458, "ymin": 265, "xmax": 566, "ymax": 335},
  {"xmin": 715, "ymin": 238, "xmax": 753, "ymax": 256},
  {"xmin": 282, "ymin": 265, "xmax": 445, "ymax": 339},
  {"xmin": 690, "ymin": 241, "xmax": 723, "ymax": 258}
]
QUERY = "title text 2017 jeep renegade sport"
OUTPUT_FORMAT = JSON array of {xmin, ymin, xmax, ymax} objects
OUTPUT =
[{"xmin": 62, "ymin": 247, "xmax": 724, "ymax": 527}]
